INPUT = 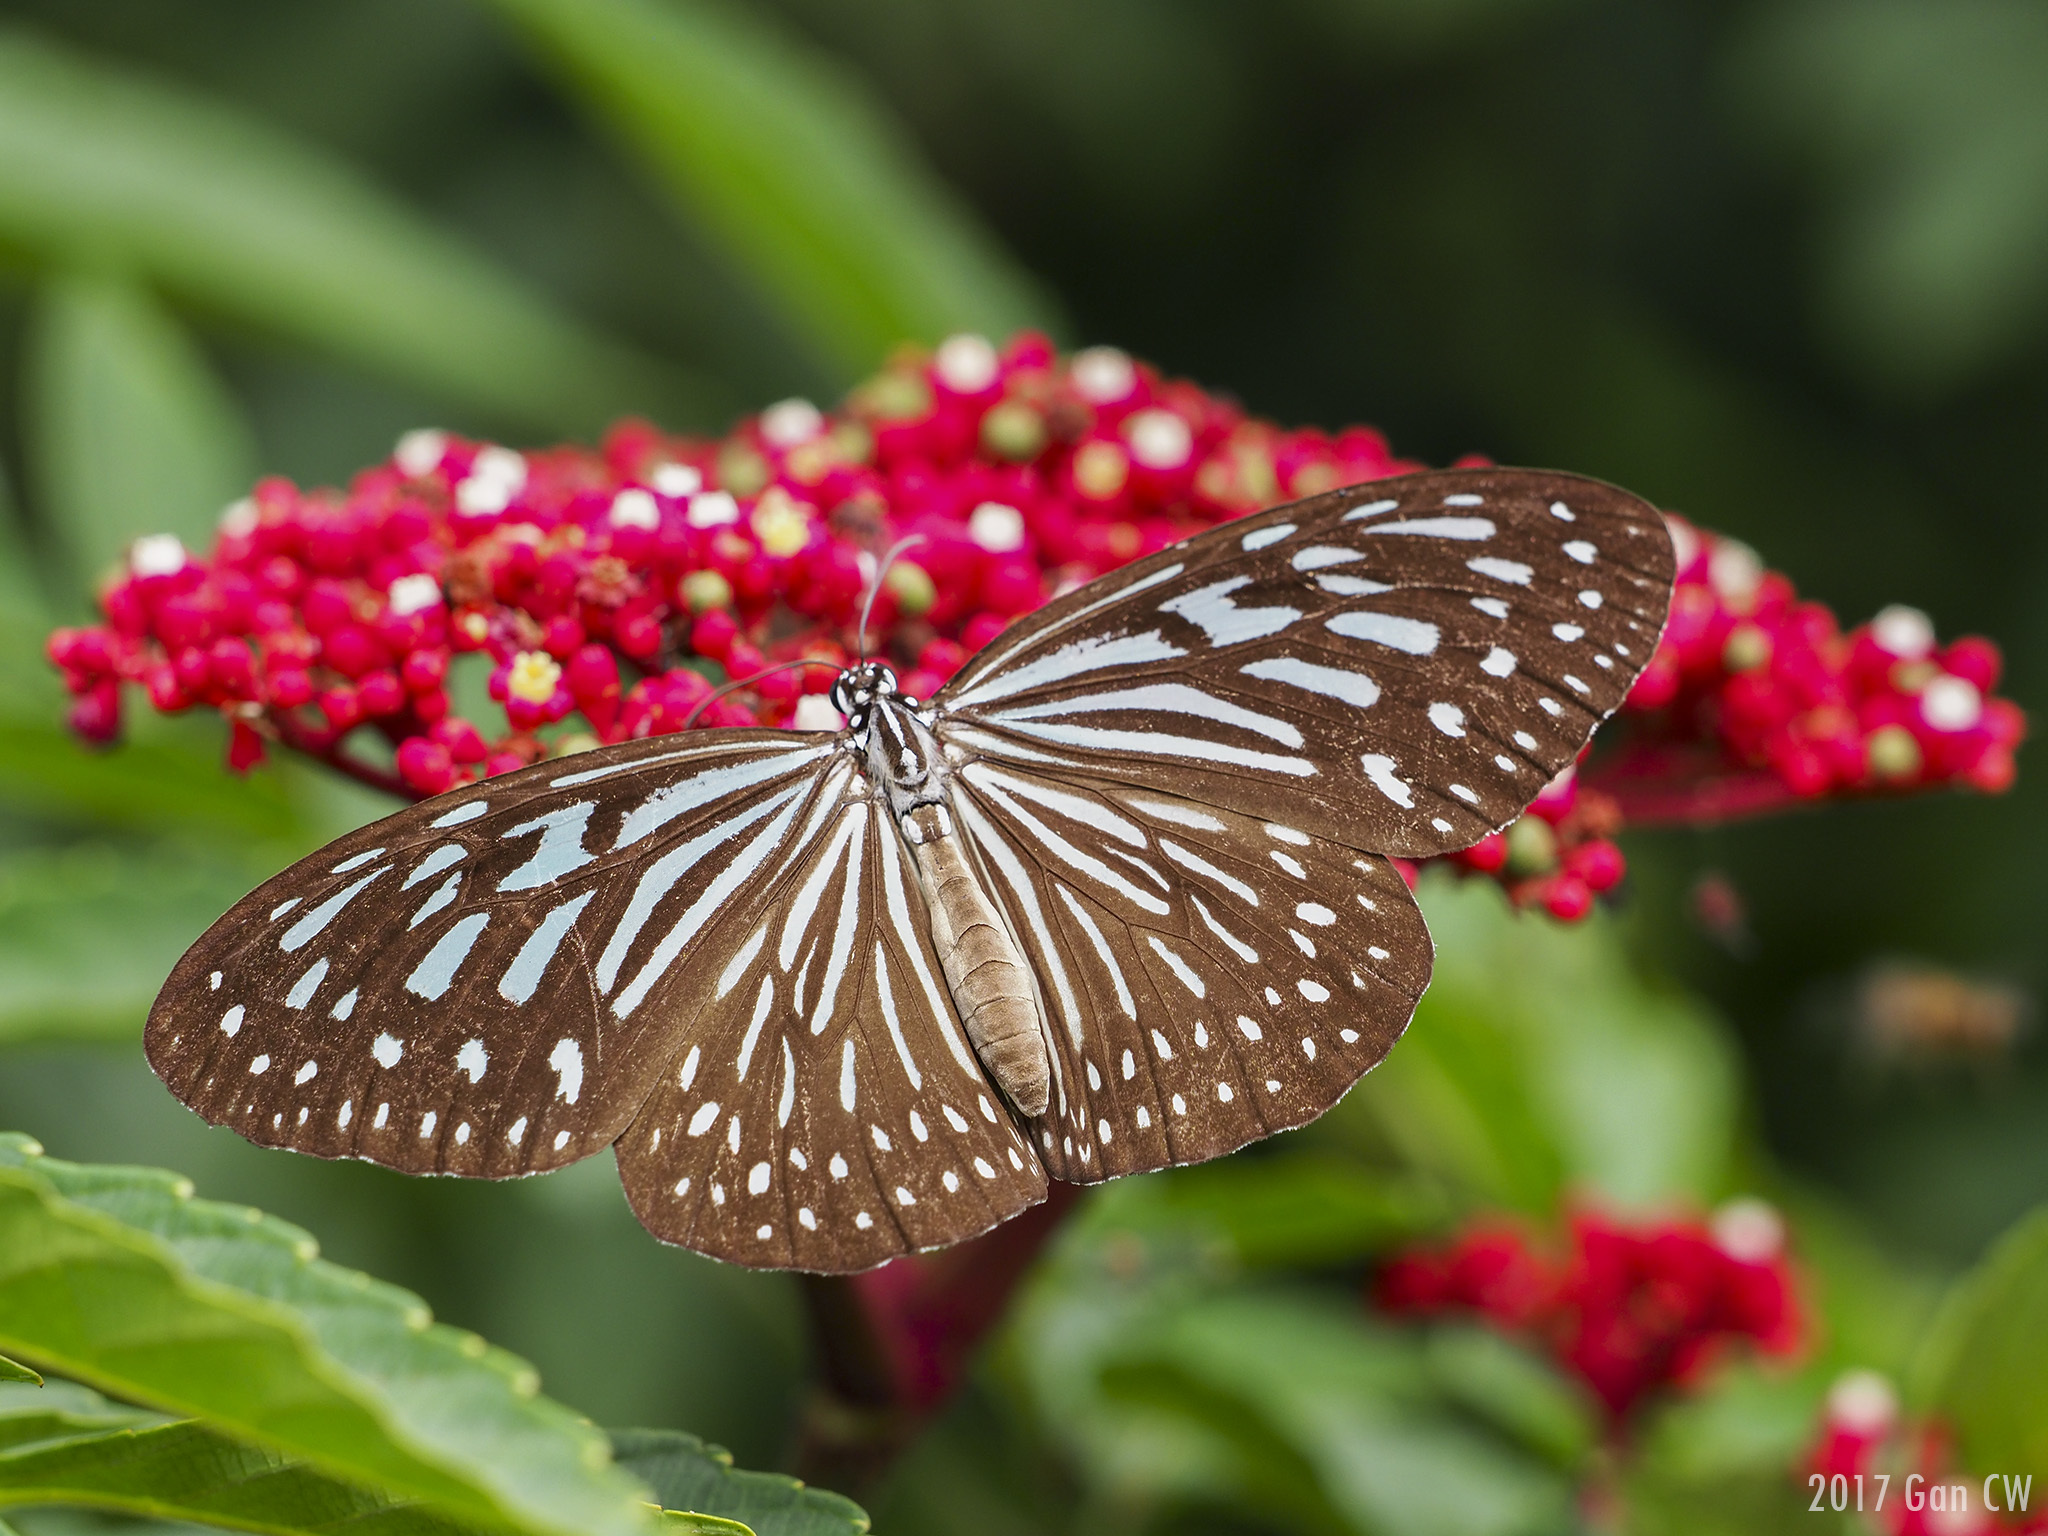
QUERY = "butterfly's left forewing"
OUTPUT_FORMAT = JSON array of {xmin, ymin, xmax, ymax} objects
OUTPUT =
[{"xmin": 935, "ymin": 467, "xmax": 1675, "ymax": 858}]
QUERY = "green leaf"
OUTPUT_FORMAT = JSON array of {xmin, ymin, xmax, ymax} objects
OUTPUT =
[
  {"xmin": 0, "ymin": 1134, "xmax": 656, "ymax": 1536},
  {"xmin": 0, "ymin": 1379, "xmax": 477, "ymax": 1536},
  {"xmin": 23, "ymin": 272, "xmax": 255, "ymax": 587},
  {"xmin": 610, "ymin": 1431, "xmax": 866, "ymax": 1536},
  {"xmin": 0, "ymin": 840, "xmax": 285, "ymax": 1046},
  {"xmin": 0, "ymin": 721, "xmax": 306, "ymax": 844},
  {"xmin": 0, "ymin": 1361, "xmax": 37, "ymax": 1388},
  {"xmin": 481, "ymin": 0, "xmax": 1057, "ymax": 381},
  {"xmin": 0, "ymin": 28, "xmax": 709, "ymax": 433},
  {"xmin": 1107, "ymin": 1150, "xmax": 1449, "ymax": 1269},
  {"xmin": 1102, "ymin": 1291, "xmax": 1574, "ymax": 1536},
  {"xmin": 1920, "ymin": 1203, "xmax": 2048, "ymax": 1482},
  {"xmin": 1730, "ymin": 0, "xmax": 2048, "ymax": 393},
  {"xmin": 0, "ymin": 1383, "xmax": 765, "ymax": 1536},
  {"xmin": 1421, "ymin": 1325, "xmax": 1596, "ymax": 1470},
  {"xmin": 1346, "ymin": 877, "xmax": 1738, "ymax": 1214}
]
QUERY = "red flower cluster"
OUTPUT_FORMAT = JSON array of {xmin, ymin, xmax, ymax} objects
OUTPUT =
[
  {"xmin": 1808, "ymin": 1372, "xmax": 2045, "ymax": 1534},
  {"xmin": 1588, "ymin": 517, "xmax": 2022, "ymax": 825},
  {"xmin": 1374, "ymin": 1200, "xmax": 1802, "ymax": 1423},
  {"xmin": 43, "ymin": 332, "xmax": 2022, "ymax": 918}
]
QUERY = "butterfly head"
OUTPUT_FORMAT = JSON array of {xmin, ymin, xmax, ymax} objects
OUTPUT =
[{"xmin": 830, "ymin": 661, "xmax": 902, "ymax": 732}]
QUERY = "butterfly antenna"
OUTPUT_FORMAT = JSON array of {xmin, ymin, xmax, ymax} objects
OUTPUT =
[
  {"xmin": 680, "ymin": 657, "xmax": 842, "ymax": 731},
  {"xmin": 858, "ymin": 533, "xmax": 927, "ymax": 663}
]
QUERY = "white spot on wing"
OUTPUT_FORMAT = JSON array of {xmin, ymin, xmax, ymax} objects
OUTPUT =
[
  {"xmin": 1242, "ymin": 522, "xmax": 1296, "ymax": 550},
  {"xmin": 498, "ymin": 803, "xmax": 597, "ymax": 891},
  {"xmin": 1327, "ymin": 612, "xmax": 1439, "ymax": 655},
  {"xmin": 1364, "ymin": 516, "xmax": 1494, "ymax": 540},
  {"xmin": 549, "ymin": 1038, "xmax": 584, "ymax": 1104},
  {"xmin": 1290, "ymin": 545, "xmax": 1363, "ymax": 570},
  {"xmin": 456, "ymin": 1039, "xmax": 488, "ymax": 1083},
  {"xmin": 499, "ymin": 891, "xmax": 596, "ymax": 1004},
  {"xmin": 1240, "ymin": 656, "xmax": 1379, "ymax": 709},
  {"xmin": 372, "ymin": 1033, "xmax": 403, "ymax": 1068},
  {"xmin": 281, "ymin": 868, "xmax": 387, "ymax": 953},
  {"xmin": 1359, "ymin": 754, "xmax": 1414, "ymax": 807},
  {"xmin": 405, "ymin": 912, "xmax": 489, "ymax": 999},
  {"xmin": 1428, "ymin": 702, "xmax": 1466, "ymax": 737},
  {"xmin": 1468, "ymin": 556, "xmax": 1532, "ymax": 584},
  {"xmin": 1481, "ymin": 647, "xmax": 1517, "ymax": 677},
  {"xmin": 408, "ymin": 873, "xmax": 461, "ymax": 930},
  {"xmin": 402, "ymin": 844, "xmax": 466, "ymax": 890},
  {"xmin": 1159, "ymin": 576, "xmax": 1301, "ymax": 646},
  {"xmin": 1340, "ymin": 498, "xmax": 1398, "ymax": 521}
]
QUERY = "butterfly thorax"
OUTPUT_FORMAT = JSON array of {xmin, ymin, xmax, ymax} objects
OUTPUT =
[{"xmin": 842, "ymin": 665, "xmax": 1054, "ymax": 1119}]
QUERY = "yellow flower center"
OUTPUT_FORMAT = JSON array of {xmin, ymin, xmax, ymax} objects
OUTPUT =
[{"xmin": 507, "ymin": 650, "xmax": 562, "ymax": 705}]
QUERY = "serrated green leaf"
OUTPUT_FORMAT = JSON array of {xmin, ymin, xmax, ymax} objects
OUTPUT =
[
  {"xmin": 1920, "ymin": 1203, "xmax": 2048, "ymax": 1482},
  {"xmin": 0, "ymin": 1362, "xmax": 37, "ymax": 1388},
  {"xmin": 0, "ymin": 1380, "xmax": 475, "ymax": 1536},
  {"xmin": 0, "ymin": 28, "xmax": 710, "ymax": 433},
  {"xmin": 23, "ymin": 272, "xmax": 256, "ymax": 587},
  {"xmin": 481, "ymin": 0, "xmax": 1056, "ymax": 381},
  {"xmin": 610, "ymin": 1432, "xmax": 864, "ymax": 1536},
  {"xmin": 0, "ymin": 1382, "xmax": 761, "ymax": 1536},
  {"xmin": 0, "ymin": 1134, "xmax": 655, "ymax": 1536},
  {"xmin": 656, "ymin": 1514, "xmax": 752, "ymax": 1536}
]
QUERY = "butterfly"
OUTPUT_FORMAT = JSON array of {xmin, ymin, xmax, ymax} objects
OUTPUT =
[{"xmin": 146, "ymin": 467, "xmax": 1675, "ymax": 1273}]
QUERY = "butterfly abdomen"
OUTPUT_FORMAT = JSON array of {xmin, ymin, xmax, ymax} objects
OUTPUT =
[{"xmin": 903, "ymin": 802, "xmax": 1051, "ymax": 1118}]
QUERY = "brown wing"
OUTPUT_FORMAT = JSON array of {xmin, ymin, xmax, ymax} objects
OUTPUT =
[
  {"xmin": 145, "ymin": 731, "xmax": 846, "ymax": 1177},
  {"xmin": 934, "ymin": 466, "xmax": 1674, "ymax": 858},
  {"xmin": 943, "ymin": 759, "xmax": 1433, "ymax": 1182},
  {"xmin": 614, "ymin": 795, "xmax": 1048, "ymax": 1270}
]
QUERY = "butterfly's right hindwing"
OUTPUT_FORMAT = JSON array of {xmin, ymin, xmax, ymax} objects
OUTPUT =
[
  {"xmin": 145, "ymin": 731, "xmax": 842, "ymax": 1179},
  {"xmin": 613, "ymin": 795, "xmax": 1048, "ymax": 1271}
]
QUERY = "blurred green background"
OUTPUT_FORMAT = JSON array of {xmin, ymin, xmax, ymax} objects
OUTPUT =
[{"xmin": 0, "ymin": 1, "xmax": 2042, "ymax": 1531}]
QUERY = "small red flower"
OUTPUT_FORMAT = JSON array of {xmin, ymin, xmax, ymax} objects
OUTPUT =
[
  {"xmin": 1374, "ymin": 1199, "xmax": 1804, "ymax": 1425},
  {"xmin": 44, "ymin": 335, "xmax": 2022, "ymax": 919}
]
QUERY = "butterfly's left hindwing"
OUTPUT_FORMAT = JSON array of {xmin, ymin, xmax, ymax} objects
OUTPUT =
[
  {"xmin": 146, "ymin": 731, "xmax": 845, "ymax": 1177},
  {"xmin": 943, "ymin": 761, "xmax": 1433, "ymax": 1182}
]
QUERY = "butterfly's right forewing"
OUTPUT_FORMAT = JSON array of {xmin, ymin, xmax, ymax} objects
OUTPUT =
[{"xmin": 146, "ymin": 731, "xmax": 843, "ymax": 1179}]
